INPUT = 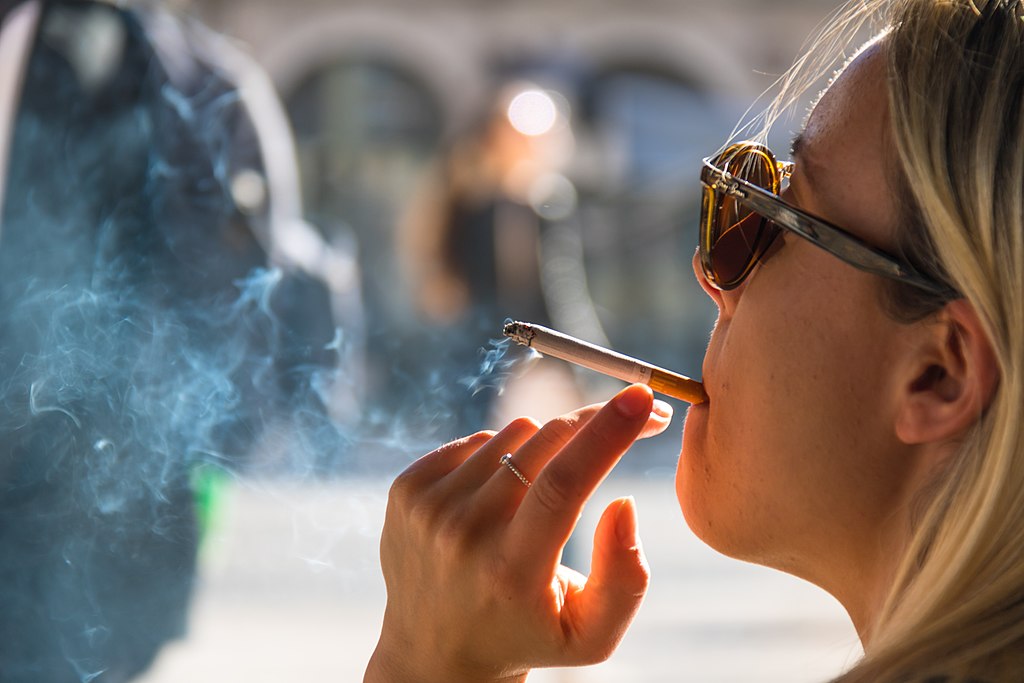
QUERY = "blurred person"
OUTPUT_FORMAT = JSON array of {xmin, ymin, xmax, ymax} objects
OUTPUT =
[
  {"xmin": 398, "ymin": 88, "xmax": 562, "ymax": 327},
  {"xmin": 365, "ymin": 1, "xmax": 1024, "ymax": 681},
  {"xmin": 0, "ymin": 1, "xmax": 344, "ymax": 681},
  {"xmin": 397, "ymin": 88, "xmax": 579, "ymax": 432}
]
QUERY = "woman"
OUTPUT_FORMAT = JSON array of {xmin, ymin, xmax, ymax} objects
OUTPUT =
[{"xmin": 365, "ymin": 1, "xmax": 1024, "ymax": 680}]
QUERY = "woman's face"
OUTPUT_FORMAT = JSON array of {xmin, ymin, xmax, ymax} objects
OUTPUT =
[{"xmin": 678, "ymin": 43, "xmax": 920, "ymax": 589}]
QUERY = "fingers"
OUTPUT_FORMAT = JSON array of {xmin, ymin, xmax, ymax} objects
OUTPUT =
[
  {"xmin": 377, "ymin": 386, "xmax": 663, "ymax": 676},
  {"xmin": 435, "ymin": 417, "xmax": 541, "ymax": 495},
  {"xmin": 482, "ymin": 393, "xmax": 671, "ymax": 495},
  {"xmin": 402, "ymin": 386, "xmax": 670, "ymax": 519},
  {"xmin": 565, "ymin": 496, "xmax": 650, "ymax": 663},
  {"xmin": 393, "ymin": 430, "xmax": 495, "ymax": 492},
  {"xmin": 477, "ymin": 403, "xmax": 602, "ymax": 499},
  {"xmin": 439, "ymin": 395, "xmax": 667, "ymax": 498},
  {"xmin": 638, "ymin": 399, "xmax": 673, "ymax": 439},
  {"xmin": 467, "ymin": 406, "xmax": 600, "ymax": 525},
  {"xmin": 507, "ymin": 384, "xmax": 655, "ymax": 581}
]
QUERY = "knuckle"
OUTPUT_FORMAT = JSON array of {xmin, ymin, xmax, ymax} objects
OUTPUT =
[
  {"xmin": 434, "ymin": 505, "xmax": 474, "ymax": 552},
  {"xmin": 576, "ymin": 410, "xmax": 639, "ymax": 456},
  {"xmin": 389, "ymin": 475, "xmax": 448, "ymax": 528},
  {"xmin": 633, "ymin": 556, "xmax": 652, "ymax": 594},
  {"xmin": 534, "ymin": 416, "xmax": 579, "ymax": 452},
  {"xmin": 586, "ymin": 412, "xmax": 629, "ymax": 445},
  {"xmin": 439, "ymin": 431, "xmax": 493, "ymax": 459},
  {"xmin": 401, "ymin": 493, "xmax": 440, "ymax": 536},
  {"xmin": 532, "ymin": 464, "xmax": 582, "ymax": 515},
  {"xmin": 403, "ymin": 491, "xmax": 472, "ymax": 555},
  {"xmin": 464, "ymin": 429, "xmax": 497, "ymax": 446},
  {"xmin": 506, "ymin": 415, "xmax": 542, "ymax": 434},
  {"xmin": 387, "ymin": 469, "xmax": 418, "ymax": 507}
]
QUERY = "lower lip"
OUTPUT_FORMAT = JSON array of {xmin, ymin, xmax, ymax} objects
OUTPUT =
[
  {"xmin": 680, "ymin": 396, "xmax": 708, "ymax": 454},
  {"xmin": 682, "ymin": 399, "xmax": 708, "ymax": 426}
]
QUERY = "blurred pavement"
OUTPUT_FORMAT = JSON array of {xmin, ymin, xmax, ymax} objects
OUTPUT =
[{"xmin": 139, "ymin": 472, "xmax": 861, "ymax": 683}]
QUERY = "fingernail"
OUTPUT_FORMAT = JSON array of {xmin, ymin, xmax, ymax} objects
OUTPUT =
[
  {"xmin": 652, "ymin": 399, "xmax": 673, "ymax": 419},
  {"xmin": 615, "ymin": 496, "xmax": 639, "ymax": 549},
  {"xmin": 614, "ymin": 384, "xmax": 652, "ymax": 418}
]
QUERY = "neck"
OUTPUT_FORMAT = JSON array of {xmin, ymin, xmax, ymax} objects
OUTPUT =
[{"xmin": 796, "ymin": 503, "xmax": 911, "ymax": 648}]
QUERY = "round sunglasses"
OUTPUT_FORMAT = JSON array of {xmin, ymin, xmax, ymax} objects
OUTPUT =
[{"xmin": 698, "ymin": 141, "xmax": 955, "ymax": 296}]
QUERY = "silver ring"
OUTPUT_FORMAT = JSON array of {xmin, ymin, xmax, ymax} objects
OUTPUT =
[{"xmin": 499, "ymin": 453, "xmax": 532, "ymax": 488}]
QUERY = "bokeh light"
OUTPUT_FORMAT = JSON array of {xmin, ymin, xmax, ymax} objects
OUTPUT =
[{"xmin": 506, "ymin": 88, "xmax": 557, "ymax": 136}]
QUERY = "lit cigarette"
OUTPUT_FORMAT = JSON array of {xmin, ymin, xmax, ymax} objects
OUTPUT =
[{"xmin": 503, "ymin": 321, "xmax": 707, "ymax": 404}]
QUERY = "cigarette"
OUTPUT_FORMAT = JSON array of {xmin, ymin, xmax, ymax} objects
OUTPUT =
[{"xmin": 503, "ymin": 320, "xmax": 707, "ymax": 404}]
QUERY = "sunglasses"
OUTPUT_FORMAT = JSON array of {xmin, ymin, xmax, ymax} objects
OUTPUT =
[{"xmin": 698, "ymin": 141, "xmax": 954, "ymax": 296}]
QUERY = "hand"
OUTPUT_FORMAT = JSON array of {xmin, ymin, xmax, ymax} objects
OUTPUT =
[{"xmin": 364, "ymin": 384, "xmax": 672, "ymax": 683}]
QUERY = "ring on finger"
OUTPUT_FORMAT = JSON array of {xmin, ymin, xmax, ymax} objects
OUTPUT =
[{"xmin": 499, "ymin": 453, "xmax": 532, "ymax": 488}]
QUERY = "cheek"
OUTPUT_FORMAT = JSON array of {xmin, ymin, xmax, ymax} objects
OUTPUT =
[
  {"xmin": 676, "ymin": 371, "xmax": 788, "ymax": 558},
  {"xmin": 676, "ymin": 309, "xmax": 786, "ymax": 512},
  {"xmin": 676, "ymin": 403, "xmax": 707, "ymax": 527},
  {"xmin": 675, "ymin": 277, "xmax": 882, "ymax": 560},
  {"xmin": 677, "ymin": 402, "xmax": 718, "ymax": 543}
]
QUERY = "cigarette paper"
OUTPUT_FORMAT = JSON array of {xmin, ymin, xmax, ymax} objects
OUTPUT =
[{"xmin": 503, "ymin": 321, "xmax": 707, "ymax": 404}]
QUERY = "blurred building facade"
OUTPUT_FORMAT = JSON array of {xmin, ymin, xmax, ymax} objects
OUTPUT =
[{"xmin": 184, "ymin": 0, "xmax": 842, "ymax": 443}]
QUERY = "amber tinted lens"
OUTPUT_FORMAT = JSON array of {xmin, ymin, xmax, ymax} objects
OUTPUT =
[{"xmin": 707, "ymin": 146, "xmax": 780, "ymax": 287}]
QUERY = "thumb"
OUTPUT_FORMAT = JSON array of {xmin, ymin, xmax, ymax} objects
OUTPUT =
[{"xmin": 568, "ymin": 496, "xmax": 650, "ymax": 664}]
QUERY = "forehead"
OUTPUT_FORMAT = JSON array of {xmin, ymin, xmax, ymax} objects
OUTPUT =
[
  {"xmin": 803, "ymin": 42, "xmax": 889, "ymax": 143},
  {"xmin": 795, "ymin": 41, "xmax": 898, "ymax": 244}
]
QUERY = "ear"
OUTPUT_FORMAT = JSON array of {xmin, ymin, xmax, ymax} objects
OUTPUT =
[{"xmin": 895, "ymin": 299, "xmax": 1000, "ymax": 445}]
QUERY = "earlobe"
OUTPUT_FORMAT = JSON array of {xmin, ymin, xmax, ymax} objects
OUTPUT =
[{"xmin": 895, "ymin": 299, "xmax": 1000, "ymax": 445}]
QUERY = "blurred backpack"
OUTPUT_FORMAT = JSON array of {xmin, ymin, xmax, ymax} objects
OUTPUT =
[{"xmin": 0, "ymin": 2, "xmax": 345, "ymax": 680}]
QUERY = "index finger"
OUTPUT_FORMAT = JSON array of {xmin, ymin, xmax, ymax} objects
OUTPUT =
[{"xmin": 506, "ymin": 384, "xmax": 654, "ymax": 579}]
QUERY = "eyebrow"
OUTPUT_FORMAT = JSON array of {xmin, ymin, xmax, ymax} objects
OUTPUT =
[
  {"xmin": 789, "ymin": 132, "xmax": 805, "ymax": 160},
  {"xmin": 788, "ymin": 132, "xmax": 816, "ymax": 191}
]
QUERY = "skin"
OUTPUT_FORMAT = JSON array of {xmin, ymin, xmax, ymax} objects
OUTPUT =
[
  {"xmin": 366, "ymin": 385, "xmax": 671, "ymax": 683},
  {"xmin": 680, "ymin": 42, "xmax": 917, "ymax": 634},
  {"xmin": 680, "ymin": 41, "xmax": 997, "ymax": 639},
  {"xmin": 365, "ymin": 39, "xmax": 999, "ymax": 682}
]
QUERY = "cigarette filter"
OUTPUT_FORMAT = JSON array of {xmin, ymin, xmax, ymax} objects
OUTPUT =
[{"xmin": 503, "ymin": 321, "xmax": 707, "ymax": 404}]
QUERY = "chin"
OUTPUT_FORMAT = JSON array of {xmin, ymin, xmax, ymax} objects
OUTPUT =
[
  {"xmin": 676, "ymin": 402, "xmax": 715, "ymax": 542},
  {"xmin": 675, "ymin": 401, "xmax": 763, "ymax": 563}
]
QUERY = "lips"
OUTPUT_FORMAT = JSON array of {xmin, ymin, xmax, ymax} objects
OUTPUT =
[{"xmin": 698, "ymin": 364, "xmax": 713, "ymax": 402}]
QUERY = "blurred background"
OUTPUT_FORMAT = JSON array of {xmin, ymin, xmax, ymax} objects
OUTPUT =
[
  {"xmin": 0, "ymin": 0, "xmax": 864, "ymax": 681},
  {"xmin": 188, "ymin": 0, "xmax": 835, "ymax": 441}
]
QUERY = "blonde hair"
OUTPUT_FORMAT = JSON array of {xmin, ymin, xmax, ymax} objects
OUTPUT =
[{"xmin": 763, "ymin": 1, "xmax": 1024, "ymax": 680}]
